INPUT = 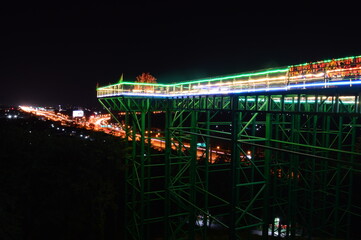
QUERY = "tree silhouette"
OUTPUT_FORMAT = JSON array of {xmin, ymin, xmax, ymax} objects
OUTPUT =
[
  {"xmin": 136, "ymin": 73, "xmax": 156, "ymax": 84},
  {"xmin": 134, "ymin": 73, "xmax": 156, "ymax": 91}
]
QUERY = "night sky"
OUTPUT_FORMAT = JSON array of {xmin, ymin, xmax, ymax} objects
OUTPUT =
[{"xmin": 1, "ymin": 2, "xmax": 360, "ymax": 108}]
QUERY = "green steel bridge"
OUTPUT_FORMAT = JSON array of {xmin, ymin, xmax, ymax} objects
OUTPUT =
[{"xmin": 97, "ymin": 55, "xmax": 361, "ymax": 239}]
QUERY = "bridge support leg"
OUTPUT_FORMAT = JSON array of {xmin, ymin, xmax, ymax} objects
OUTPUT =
[{"xmin": 230, "ymin": 96, "xmax": 241, "ymax": 239}]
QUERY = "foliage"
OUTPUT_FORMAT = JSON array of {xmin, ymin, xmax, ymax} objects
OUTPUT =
[
  {"xmin": 0, "ymin": 117, "xmax": 127, "ymax": 240},
  {"xmin": 135, "ymin": 72, "xmax": 157, "ymax": 84}
]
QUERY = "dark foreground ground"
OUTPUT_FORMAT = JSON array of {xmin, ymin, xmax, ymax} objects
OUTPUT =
[{"xmin": 0, "ymin": 116, "xmax": 126, "ymax": 240}]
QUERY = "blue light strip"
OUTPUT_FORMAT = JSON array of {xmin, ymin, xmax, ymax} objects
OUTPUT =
[{"xmin": 288, "ymin": 80, "xmax": 361, "ymax": 89}]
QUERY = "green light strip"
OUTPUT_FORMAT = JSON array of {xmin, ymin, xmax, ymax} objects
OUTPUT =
[
  {"xmin": 121, "ymin": 82, "xmax": 169, "ymax": 87},
  {"xmin": 171, "ymin": 68, "xmax": 289, "ymax": 86},
  {"xmin": 97, "ymin": 81, "xmax": 168, "ymax": 90},
  {"xmin": 97, "ymin": 68, "xmax": 289, "ymax": 90},
  {"xmin": 97, "ymin": 83, "xmax": 122, "ymax": 90},
  {"xmin": 291, "ymin": 55, "xmax": 361, "ymax": 67},
  {"xmin": 97, "ymin": 54, "xmax": 361, "ymax": 90}
]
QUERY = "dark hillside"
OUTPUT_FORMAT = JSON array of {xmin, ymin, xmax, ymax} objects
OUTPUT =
[{"xmin": 0, "ymin": 117, "xmax": 126, "ymax": 240}]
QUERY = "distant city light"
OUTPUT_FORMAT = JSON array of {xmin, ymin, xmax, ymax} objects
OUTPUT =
[{"xmin": 72, "ymin": 110, "xmax": 84, "ymax": 118}]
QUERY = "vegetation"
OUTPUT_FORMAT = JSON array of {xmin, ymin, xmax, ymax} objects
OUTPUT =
[
  {"xmin": 0, "ymin": 117, "xmax": 127, "ymax": 240},
  {"xmin": 135, "ymin": 72, "xmax": 157, "ymax": 84}
]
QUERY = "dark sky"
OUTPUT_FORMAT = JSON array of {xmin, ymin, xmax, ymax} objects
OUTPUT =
[{"xmin": 1, "ymin": 2, "xmax": 360, "ymax": 108}]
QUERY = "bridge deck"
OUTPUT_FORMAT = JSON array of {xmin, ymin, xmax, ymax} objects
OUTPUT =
[{"xmin": 97, "ymin": 55, "xmax": 361, "ymax": 98}]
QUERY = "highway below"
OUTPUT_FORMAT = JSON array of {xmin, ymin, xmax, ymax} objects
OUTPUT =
[{"xmin": 19, "ymin": 106, "xmax": 226, "ymax": 163}]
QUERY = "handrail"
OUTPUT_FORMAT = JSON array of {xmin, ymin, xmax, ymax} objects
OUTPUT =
[{"xmin": 97, "ymin": 57, "xmax": 361, "ymax": 98}]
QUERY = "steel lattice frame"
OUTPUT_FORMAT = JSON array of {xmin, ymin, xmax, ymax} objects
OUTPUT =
[{"xmin": 98, "ymin": 87, "xmax": 361, "ymax": 240}]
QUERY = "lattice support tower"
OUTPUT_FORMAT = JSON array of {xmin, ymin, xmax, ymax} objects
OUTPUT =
[
  {"xmin": 97, "ymin": 55, "xmax": 361, "ymax": 239},
  {"xmin": 98, "ymin": 87, "xmax": 361, "ymax": 240}
]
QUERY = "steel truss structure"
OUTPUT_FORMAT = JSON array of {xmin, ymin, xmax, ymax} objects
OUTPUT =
[{"xmin": 98, "ymin": 87, "xmax": 361, "ymax": 240}]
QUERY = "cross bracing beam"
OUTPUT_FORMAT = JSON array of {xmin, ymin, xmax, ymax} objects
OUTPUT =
[{"xmin": 98, "ymin": 88, "xmax": 361, "ymax": 239}]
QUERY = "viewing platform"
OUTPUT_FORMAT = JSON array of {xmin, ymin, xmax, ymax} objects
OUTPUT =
[{"xmin": 97, "ymin": 55, "xmax": 361, "ymax": 98}]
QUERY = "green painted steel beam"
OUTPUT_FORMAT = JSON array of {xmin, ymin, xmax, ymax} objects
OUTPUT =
[{"xmin": 98, "ymin": 91, "xmax": 360, "ymax": 240}]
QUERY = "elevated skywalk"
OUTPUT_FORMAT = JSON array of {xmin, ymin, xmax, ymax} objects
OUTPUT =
[
  {"xmin": 97, "ymin": 55, "xmax": 361, "ymax": 98},
  {"xmin": 96, "ymin": 55, "xmax": 361, "ymax": 240}
]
